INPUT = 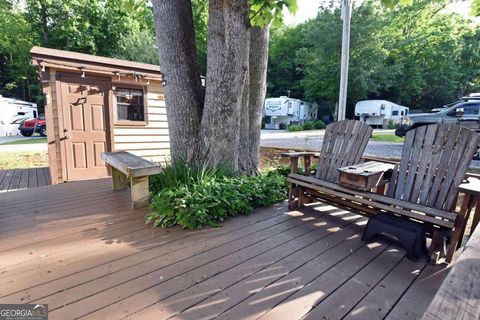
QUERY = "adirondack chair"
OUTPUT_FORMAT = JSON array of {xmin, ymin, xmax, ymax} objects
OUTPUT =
[
  {"xmin": 284, "ymin": 119, "xmax": 373, "ymax": 209},
  {"xmin": 288, "ymin": 123, "xmax": 480, "ymax": 262}
]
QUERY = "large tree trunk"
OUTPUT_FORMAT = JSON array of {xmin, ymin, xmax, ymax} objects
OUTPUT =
[
  {"xmin": 237, "ymin": 26, "xmax": 270, "ymax": 175},
  {"xmin": 190, "ymin": 0, "xmax": 250, "ymax": 171},
  {"xmin": 152, "ymin": 0, "xmax": 204, "ymax": 161},
  {"xmin": 247, "ymin": 26, "xmax": 270, "ymax": 173}
]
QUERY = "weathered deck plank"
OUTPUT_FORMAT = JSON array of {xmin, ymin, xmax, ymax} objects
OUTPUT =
[
  {"xmin": 0, "ymin": 178, "xmax": 448, "ymax": 320},
  {"xmin": 0, "ymin": 167, "xmax": 50, "ymax": 192}
]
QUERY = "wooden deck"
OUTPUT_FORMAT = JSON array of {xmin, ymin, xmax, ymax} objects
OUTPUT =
[
  {"xmin": 0, "ymin": 178, "xmax": 450, "ymax": 320},
  {"xmin": 0, "ymin": 167, "xmax": 50, "ymax": 192}
]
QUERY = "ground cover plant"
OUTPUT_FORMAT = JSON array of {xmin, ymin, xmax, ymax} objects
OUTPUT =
[{"xmin": 147, "ymin": 162, "xmax": 289, "ymax": 229}]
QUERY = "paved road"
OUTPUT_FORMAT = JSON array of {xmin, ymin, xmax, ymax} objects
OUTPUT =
[{"xmin": 260, "ymin": 130, "xmax": 480, "ymax": 168}]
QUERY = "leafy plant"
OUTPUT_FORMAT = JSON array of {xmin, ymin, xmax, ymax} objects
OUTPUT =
[
  {"xmin": 313, "ymin": 120, "xmax": 326, "ymax": 129},
  {"xmin": 149, "ymin": 159, "xmax": 232, "ymax": 194},
  {"xmin": 287, "ymin": 124, "xmax": 303, "ymax": 132},
  {"xmin": 147, "ymin": 170, "xmax": 288, "ymax": 229},
  {"xmin": 302, "ymin": 121, "xmax": 314, "ymax": 130}
]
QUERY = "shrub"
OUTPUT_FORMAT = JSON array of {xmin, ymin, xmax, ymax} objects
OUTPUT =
[
  {"xmin": 313, "ymin": 120, "xmax": 326, "ymax": 129},
  {"xmin": 302, "ymin": 121, "xmax": 314, "ymax": 130},
  {"xmin": 279, "ymin": 123, "xmax": 287, "ymax": 130},
  {"xmin": 147, "ymin": 171, "xmax": 288, "ymax": 229},
  {"xmin": 287, "ymin": 124, "xmax": 303, "ymax": 132},
  {"xmin": 149, "ymin": 159, "xmax": 231, "ymax": 194},
  {"xmin": 387, "ymin": 120, "xmax": 397, "ymax": 130}
]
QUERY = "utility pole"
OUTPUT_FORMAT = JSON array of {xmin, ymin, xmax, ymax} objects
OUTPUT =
[{"xmin": 338, "ymin": 0, "xmax": 352, "ymax": 121}]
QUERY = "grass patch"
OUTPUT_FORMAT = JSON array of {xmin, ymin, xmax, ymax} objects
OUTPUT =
[
  {"xmin": 0, "ymin": 152, "xmax": 48, "ymax": 170},
  {"xmin": 1, "ymin": 137, "xmax": 47, "ymax": 145},
  {"xmin": 371, "ymin": 133, "xmax": 404, "ymax": 143}
]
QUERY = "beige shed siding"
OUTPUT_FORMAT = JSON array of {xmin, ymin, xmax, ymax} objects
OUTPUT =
[{"xmin": 113, "ymin": 84, "xmax": 170, "ymax": 163}]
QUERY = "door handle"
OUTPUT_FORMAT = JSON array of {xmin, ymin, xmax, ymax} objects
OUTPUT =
[{"xmin": 63, "ymin": 128, "xmax": 71, "ymax": 140}]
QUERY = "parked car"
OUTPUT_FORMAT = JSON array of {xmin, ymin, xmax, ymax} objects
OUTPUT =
[
  {"xmin": 395, "ymin": 100, "xmax": 480, "ymax": 159},
  {"xmin": 19, "ymin": 114, "xmax": 47, "ymax": 137},
  {"xmin": 395, "ymin": 100, "xmax": 480, "ymax": 137}
]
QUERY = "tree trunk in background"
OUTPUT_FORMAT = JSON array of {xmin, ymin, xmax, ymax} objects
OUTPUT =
[
  {"xmin": 238, "ymin": 64, "xmax": 251, "ymax": 173},
  {"xmin": 247, "ymin": 26, "xmax": 270, "ymax": 174},
  {"xmin": 152, "ymin": 0, "xmax": 204, "ymax": 161},
  {"xmin": 190, "ymin": 0, "xmax": 250, "ymax": 171}
]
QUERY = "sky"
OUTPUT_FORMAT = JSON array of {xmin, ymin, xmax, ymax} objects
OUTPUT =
[{"xmin": 283, "ymin": 0, "xmax": 476, "ymax": 25}]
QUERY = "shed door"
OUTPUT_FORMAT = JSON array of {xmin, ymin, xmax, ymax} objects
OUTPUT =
[{"xmin": 60, "ymin": 76, "xmax": 110, "ymax": 180}]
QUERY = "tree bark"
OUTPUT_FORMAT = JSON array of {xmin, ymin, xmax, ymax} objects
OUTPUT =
[
  {"xmin": 191, "ymin": 0, "xmax": 250, "ymax": 171},
  {"xmin": 247, "ymin": 26, "xmax": 270, "ymax": 174},
  {"xmin": 152, "ymin": 0, "xmax": 204, "ymax": 161}
]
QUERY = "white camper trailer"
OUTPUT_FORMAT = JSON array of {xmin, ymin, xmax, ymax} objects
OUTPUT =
[
  {"xmin": 0, "ymin": 96, "xmax": 38, "ymax": 136},
  {"xmin": 354, "ymin": 100, "xmax": 408, "ymax": 128},
  {"xmin": 263, "ymin": 96, "xmax": 318, "ymax": 129}
]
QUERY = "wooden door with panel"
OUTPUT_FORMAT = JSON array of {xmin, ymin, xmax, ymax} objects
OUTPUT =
[{"xmin": 60, "ymin": 75, "xmax": 111, "ymax": 180}]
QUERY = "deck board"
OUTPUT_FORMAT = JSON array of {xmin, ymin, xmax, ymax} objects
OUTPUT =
[
  {"xmin": 0, "ymin": 178, "xmax": 447, "ymax": 320},
  {"xmin": 0, "ymin": 167, "xmax": 50, "ymax": 192}
]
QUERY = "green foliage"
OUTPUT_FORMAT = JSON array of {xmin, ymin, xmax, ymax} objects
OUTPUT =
[
  {"xmin": 0, "ymin": 1, "xmax": 40, "ymax": 104},
  {"xmin": 149, "ymin": 159, "xmax": 232, "ymax": 195},
  {"xmin": 267, "ymin": 0, "xmax": 480, "ymax": 114},
  {"xmin": 287, "ymin": 124, "xmax": 303, "ymax": 131},
  {"xmin": 387, "ymin": 120, "xmax": 397, "ymax": 130},
  {"xmin": 147, "ymin": 170, "xmax": 288, "ymax": 229},
  {"xmin": 1, "ymin": 0, "xmax": 156, "ymax": 106},
  {"xmin": 302, "ymin": 121, "xmax": 314, "ymax": 130},
  {"xmin": 113, "ymin": 29, "xmax": 158, "ymax": 65},
  {"xmin": 250, "ymin": 0, "xmax": 298, "ymax": 27},
  {"xmin": 474, "ymin": 0, "xmax": 480, "ymax": 16},
  {"xmin": 313, "ymin": 120, "xmax": 326, "ymax": 129},
  {"xmin": 371, "ymin": 133, "xmax": 404, "ymax": 143}
]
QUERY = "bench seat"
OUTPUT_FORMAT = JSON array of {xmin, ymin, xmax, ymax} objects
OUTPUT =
[{"xmin": 102, "ymin": 151, "xmax": 162, "ymax": 209}]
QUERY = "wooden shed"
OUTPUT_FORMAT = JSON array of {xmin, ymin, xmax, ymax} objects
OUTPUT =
[{"xmin": 30, "ymin": 46, "xmax": 169, "ymax": 184}]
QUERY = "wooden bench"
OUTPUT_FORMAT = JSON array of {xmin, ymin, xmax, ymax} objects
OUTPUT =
[
  {"xmin": 101, "ymin": 151, "xmax": 162, "ymax": 209},
  {"xmin": 288, "ymin": 123, "xmax": 480, "ymax": 263}
]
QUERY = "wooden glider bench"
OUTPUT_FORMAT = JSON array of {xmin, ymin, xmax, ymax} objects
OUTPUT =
[
  {"xmin": 101, "ymin": 151, "xmax": 161, "ymax": 209},
  {"xmin": 285, "ymin": 123, "xmax": 480, "ymax": 263}
]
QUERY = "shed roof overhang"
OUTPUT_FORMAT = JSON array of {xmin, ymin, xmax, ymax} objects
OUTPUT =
[{"xmin": 30, "ymin": 46, "xmax": 164, "ymax": 82}]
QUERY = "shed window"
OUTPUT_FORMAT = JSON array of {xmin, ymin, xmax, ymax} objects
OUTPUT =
[{"xmin": 116, "ymin": 88, "xmax": 145, "ymax": 122}]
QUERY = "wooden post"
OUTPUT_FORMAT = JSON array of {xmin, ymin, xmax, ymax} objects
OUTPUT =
[
  {"xmin": 446, "ymin": 193, "xmax": 471, "ymax": 262},
  {"xmin": 303, "ymin": 155, "xmax": 311, "ymax": 176},
  {"xmin": 130, "ymin": 176, "xmax": 150, "ymax": 209},
  {"xmin": 297, "ymin": 186, "xmax": 305, "ymax": 208},
  {"xmin": 112, "ymin": 167, "xmax": 128, "ymax": 190},
  {"xmin": 288, "ymin": 157, "xmax": 300, "ymax": 210}
]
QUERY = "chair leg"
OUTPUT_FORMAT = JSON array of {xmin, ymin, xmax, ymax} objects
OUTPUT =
[
  {"xmin": 445, "ymin": 193, "xmax": 471, "ymax": 263},
  {"xmin": 446, "ymin": 214, "xmax": 467, "ymax": 263},
  {"xmin": 298, "ymin": 186, "xmax": 305, "ymax": 208},
  {"xmin": 288, "ymin": 182, "xmax": 298, "ymax": 210},
  {"xmin": 429, "ymin": 229, "xmax": 443, "ymax": 264}
]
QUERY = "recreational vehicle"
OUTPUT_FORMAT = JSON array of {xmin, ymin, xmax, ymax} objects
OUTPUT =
[
  {"xmin": 263, "ymin": 96, "xmax": 317, "ymax": 129},
  {"xmin": 0, "ymin": 95, "xmax": 38, "ymax": 136},
  {"xmin": 354, "ymin": 100, "xmax": 408, "ymax": 128}
]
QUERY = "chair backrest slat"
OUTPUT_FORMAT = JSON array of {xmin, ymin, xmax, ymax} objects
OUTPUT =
[
  {"xmin": 315, "ymin": 120, "xmax": 372, "ymax": 183},
  {"xmin": 391, "ymin": 124, "xmax": 479, "ymax": 211}
]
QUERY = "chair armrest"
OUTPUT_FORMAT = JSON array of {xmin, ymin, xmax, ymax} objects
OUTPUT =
[
  {"xmin": 459, "ymin": 177, "xmax": 480, "ymax": 197},
  {"xmin": 282, "ymin": 152, "xmax": 317, "ymax": 175},
  {"xmin": 281, "ymin": 152, "xmax": 317, "ymax": 158}
]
